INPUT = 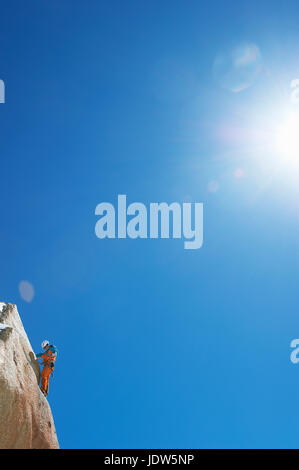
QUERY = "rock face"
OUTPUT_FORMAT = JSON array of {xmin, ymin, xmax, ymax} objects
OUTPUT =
[{"xmin": 0, "ymin": 302, "xmax": 59, "ymax": 449}]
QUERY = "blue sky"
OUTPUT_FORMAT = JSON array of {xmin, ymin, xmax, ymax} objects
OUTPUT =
[{"xmin": 1, "ymin": 0, "xmax": 299, "ymax": 448}]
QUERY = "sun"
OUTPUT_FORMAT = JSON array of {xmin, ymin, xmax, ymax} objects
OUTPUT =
[{"xmin": 276, "ymin": 112, "xmax": 299, "ymax": 164}]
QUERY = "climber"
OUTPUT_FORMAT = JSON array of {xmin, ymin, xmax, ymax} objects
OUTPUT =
[{"xmin": 36, "ymin": 340, "xmax": 58, "ymax": 398}]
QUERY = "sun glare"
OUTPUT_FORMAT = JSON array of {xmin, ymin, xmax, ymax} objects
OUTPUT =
[{"xmin": 276, "ymin": 112, "xmax": 299, "ymax": 164}]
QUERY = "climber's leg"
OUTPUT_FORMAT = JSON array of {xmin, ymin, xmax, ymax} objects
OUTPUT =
[
  {"xmin": 40, "ymin": 367, "xmax": 47, "ymax": 394},
  {"xmin": 44, "ymin": 367, "xmax": 52, "ymax": 396},
  {"xmin": 40, "ymin": 366, "xmax": 52, "ymax": 396},
  {"xmin": 42, "ymin": 369, "xmax": 50, "ymax": 396}
]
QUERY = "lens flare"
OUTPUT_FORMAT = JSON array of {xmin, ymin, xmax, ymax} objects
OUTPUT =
[
  {"xmin": 208, "ymin": 180, "xmax": 219, "ymax": 193},
  {"xmin": 234, "ymin": 168, "xmax": 244, "ymax": 178},
  {"xmin": 19, "ymin": 281, "xmax": 35, "ymax": 303},
  {"xmin": 213, "ymin": 42, "xmax": 262, "ymax": 93}
]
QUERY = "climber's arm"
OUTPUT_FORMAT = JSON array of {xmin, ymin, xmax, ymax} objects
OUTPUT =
[
  {"xmin": 36, "ymin": 352, "xmax": 44, "ymax": 359},
  {"xmin": 49, "ymin": 345, "xmax": 58, "ymax": 356}
]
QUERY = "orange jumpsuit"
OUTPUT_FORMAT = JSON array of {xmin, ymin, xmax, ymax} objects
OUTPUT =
[{"xmin": 38, "ymin": 348, "xmax": 56, "ymax": 397}]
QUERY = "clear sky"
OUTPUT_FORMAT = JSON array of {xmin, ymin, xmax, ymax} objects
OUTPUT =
[{"xmin": 1, "ymin": 0, "xmax": 299, "ymax": 449}]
